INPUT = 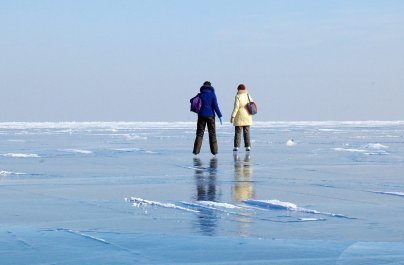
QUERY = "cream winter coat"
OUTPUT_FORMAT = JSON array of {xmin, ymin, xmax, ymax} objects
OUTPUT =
[{"xmin": 231, "ymin": 90, "xmax": 253, "ymax": 126}]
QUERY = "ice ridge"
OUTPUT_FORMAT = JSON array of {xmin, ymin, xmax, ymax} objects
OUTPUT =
[
  {"xmin": 243, "ymin": 199, "xmax": 352, "ymax": 219},
  {"xmin": 192, "ymin": 201, "xmax": 243, "ymax": 209},
  {"xmin": 179, "ymin": 201, "xmax": 251, "ymax": 218},
  {"xmin": 126, "ymin": 197, "xmax": 199, "ymax": 213},
  {"xmin": 57, "ymin": 228, "xmax": 109, "ymax": 245},
  {"xmin": 55, "ymin": 228, "xmax": 141, "ymax": 255}
]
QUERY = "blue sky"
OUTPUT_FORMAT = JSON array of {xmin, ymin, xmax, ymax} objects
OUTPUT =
[{"xmin": 1, "ymin": 0, "xmax": 403, "ymax": 121}]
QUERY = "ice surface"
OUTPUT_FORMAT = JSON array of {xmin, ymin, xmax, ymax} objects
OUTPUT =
[{"xmin": 1, "ymin": 121, "xmax": 404, "ymax": 264}]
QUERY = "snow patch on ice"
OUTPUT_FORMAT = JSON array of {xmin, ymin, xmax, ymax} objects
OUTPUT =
[
  {"xmin": 123, "ymin": 134, "xmax": 148, "ymax": 140},
  {"xmin": 286, "ymin": 139, "xmax": 297, "ymax": 146},
  {"xmin": 333, "ymin": 148, "xmax": 366, "ymax": 153},
  {"xmin": 144, "ymin": 150, "xmax": 159, "ymax": 154},
  {"xmin": 318, "ymin": 129, "xmax": 342, "ymax": 132},
  {"xmin": 114, "ymin": 148, "xmax": 159, "ymax": 154},
  {"xmin": 0, "ymin": 171, "xmax": 26, "ymax": 176},
  {"xmin": 0, "ymin": 171, "xmax": 10, "ymax": 176},
  {"xmin": 114, "ymin": 148, "xmax": 141, "ymax": 152},
  {"xmin": 371, "ymin": 191, "xmax": 404, "ymax": 197},
  {"xmin": 361, "ymin": 143, "xmax": 390, "ymax": 155},
  {"xmin": 333, "ymin": 143, "xmax": 390, "ymax": 155},
  {"xmin": 60, "ymin": 149, "xmax": 93, "ymax": 154},
  {"xmin": 243, "ymin": 199, "xmax": 351, "ymax": 219},
  {"xmin": 298, "ymin": 218, "xmax": 326, "ymax": 222},
  {"xmin": 364, "ymin": 150, "xmax": 389, "ymax": 155},
  {"xmin": 364, "ymin": 143, "xmax": 389, "ymax": 149},
  {"xmin": 1, "ymin": 153, "xmax": 40, "ymax": 158},
  {"xmin": 126, "ymin": 197, "xmax": 199, "ymax": 213}
]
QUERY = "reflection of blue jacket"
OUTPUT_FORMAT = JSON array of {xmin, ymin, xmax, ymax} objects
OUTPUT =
[{"xmin": 196, "ymin": 85, "xmax": 222, "ymax": 118}]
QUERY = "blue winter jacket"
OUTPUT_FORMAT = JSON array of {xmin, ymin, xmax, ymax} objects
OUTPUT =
[{"xmin": 194, "ymin": 85, "xmax": 222, "ymax": 118}]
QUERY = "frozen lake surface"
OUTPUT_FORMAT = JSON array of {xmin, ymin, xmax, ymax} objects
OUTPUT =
[{"xmin": 1, "ymin": 121, "xmax": 404, "ymax": 264}]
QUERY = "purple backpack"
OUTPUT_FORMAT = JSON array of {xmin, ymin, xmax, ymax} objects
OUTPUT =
[{"xmin": 190, "ymin": 93, "xmax": 202, "ymax": 113}]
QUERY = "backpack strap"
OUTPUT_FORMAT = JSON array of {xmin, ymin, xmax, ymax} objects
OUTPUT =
[{"xmin": 247, "ymin": 94, "xmax": 252, "ymax": 103}]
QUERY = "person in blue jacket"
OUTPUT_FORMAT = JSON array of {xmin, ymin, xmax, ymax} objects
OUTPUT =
[{"xmin": 192, "ymin": 81, "xmax": 223, "ymax": 155}]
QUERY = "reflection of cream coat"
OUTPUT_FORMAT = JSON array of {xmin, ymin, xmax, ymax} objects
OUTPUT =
[
  {"xmin": 231, "ymin": 90, "xmax": 253, "ymax": 126},
  {"xmin": 233, "ymin": 154, "xmax": 254, "ymax": 201}
]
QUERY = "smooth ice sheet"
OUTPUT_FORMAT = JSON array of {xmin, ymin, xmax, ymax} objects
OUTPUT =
[{"xmin": 1, "ymin": 121, "xmax": 404, "ymax": 264}]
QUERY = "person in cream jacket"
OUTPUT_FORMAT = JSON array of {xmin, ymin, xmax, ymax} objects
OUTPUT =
[{"xmin": 230, "ymin": 84, "xmax": 253, "ymax": 151}]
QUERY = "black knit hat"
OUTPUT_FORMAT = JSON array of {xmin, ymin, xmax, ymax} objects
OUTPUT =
[{"xmin": 203, "ymin": 81, "xmax": 211, "ymax": 86}]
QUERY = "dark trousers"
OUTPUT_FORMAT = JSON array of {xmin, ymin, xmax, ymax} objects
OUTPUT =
[
  {"xmin": 234, "ymin": 126, "xmax": 251, "ymax": 148},
  {"xmin": 193, "ymin": 116, "xmax": 218, "ymax": 155}
]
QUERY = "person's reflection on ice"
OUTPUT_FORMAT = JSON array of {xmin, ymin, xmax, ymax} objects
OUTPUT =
[
  {"xmin": 193, "ymin": 157, "xmax": 219, "ymax": 236},
  {"xmin": 232, "ymin": 153, "xmax": 254, "ymax": 202},
  {"xmin": 232, "ymin": 153, "xmax": 255, "ymax": 236}
]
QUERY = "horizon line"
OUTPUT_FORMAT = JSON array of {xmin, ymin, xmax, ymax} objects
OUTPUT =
[
  {"xmin": 1, "ymin": 120, "xmax": 404, "ymax": 122},
  {"xmin": 0, "ymin": 120, "xmax": 404, "ymax": 130}
]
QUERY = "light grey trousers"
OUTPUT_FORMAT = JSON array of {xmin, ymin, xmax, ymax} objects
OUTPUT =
[{"xmin": 234, "ymin": 126, "xmax": 251, "ymax": 148}]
